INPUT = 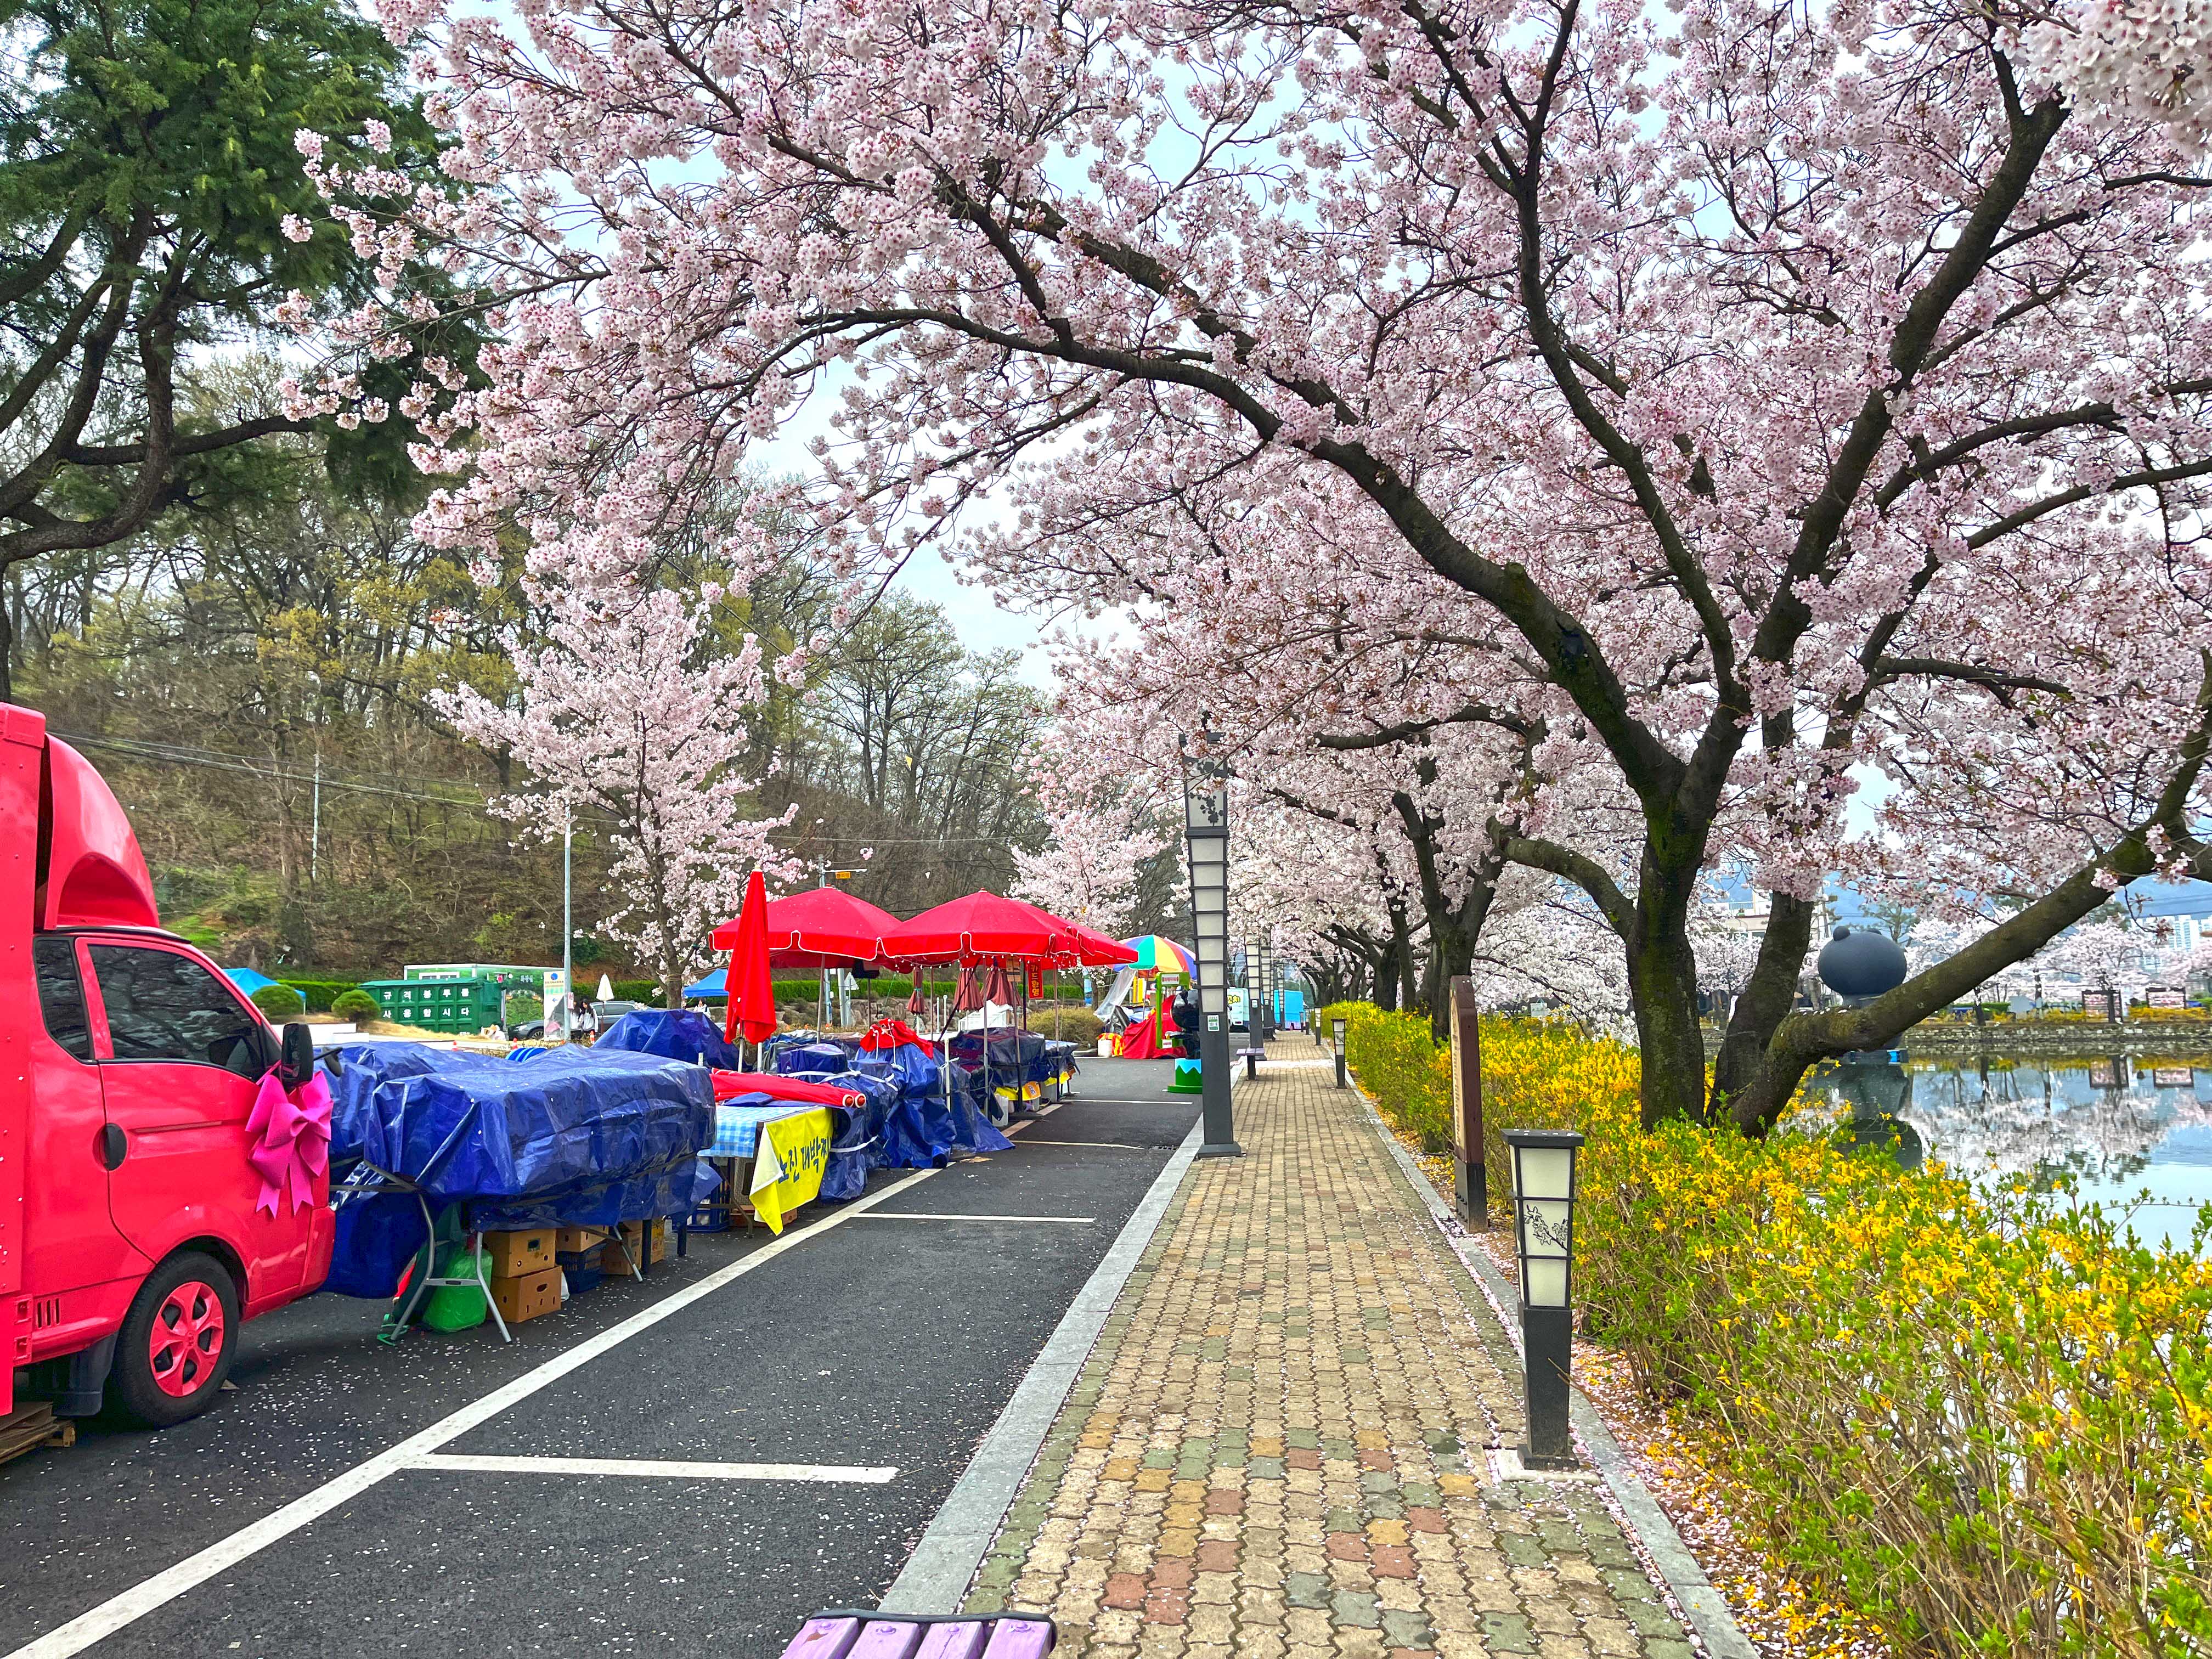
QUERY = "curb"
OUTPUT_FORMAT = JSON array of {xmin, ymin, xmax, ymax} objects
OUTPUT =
[{"xmin": 1345, "ymin": 1073, "xmax": 1759, "ymax": 1659}]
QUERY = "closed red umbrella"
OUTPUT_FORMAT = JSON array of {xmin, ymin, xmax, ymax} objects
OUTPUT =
[
  {"xmin": 952, "ymin": 962, "xmax": 984, "ymax": 1013},
  {"xmin": 723, "ymin": 870, "xmax": 778, "ymax": 1045},
  {"xmin": 984, "ymin": 961, "xmax": 1014, "ymax": 1007}
]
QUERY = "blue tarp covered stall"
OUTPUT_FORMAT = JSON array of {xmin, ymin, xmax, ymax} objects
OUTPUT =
[
  {"xmin": 848, "ymin": 1040, "xmax": 1012, "ymax": 1166},
  {"xmin": 596, "ymin": 1007, "xmax": 747, "ymax": 1070},
  {"xmin": 323, "ymin": 1041, "xmax": 717, "ymax": 1299}
]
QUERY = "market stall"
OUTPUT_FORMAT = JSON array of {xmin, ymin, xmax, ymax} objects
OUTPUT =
[{"xmin": 322, "ymin": 1040, "xmax": 718, "ymax": 1339}]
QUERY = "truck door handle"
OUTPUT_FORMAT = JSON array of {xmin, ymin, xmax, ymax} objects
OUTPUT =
[{"xmin": 98, "ymin": 1124, "xmax": 127, "ymax": 1170}]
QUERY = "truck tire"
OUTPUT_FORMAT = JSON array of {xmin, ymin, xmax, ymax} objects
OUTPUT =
[{"xmin": 110, "ymin": 1252, "xmax": 239, "ymax": 1427}]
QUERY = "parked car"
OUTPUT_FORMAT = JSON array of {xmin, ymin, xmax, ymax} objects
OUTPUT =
[
  {"xmin": 506, "ymin": 1019, "xmax": 548, "ymax": 1042},
  {"xmin": 2, "ymin": 707, "xmax": 332, "ymax": 1427}
]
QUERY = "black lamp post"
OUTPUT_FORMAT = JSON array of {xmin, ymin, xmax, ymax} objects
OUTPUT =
[
  {"xmin": 1183, "ymin": 735, "xmax": 1240, "ymax": 1158},
  {"xmin": 1504, "ymin": 1127, "xmax": 1583, "ymax": 1470},
  {"xmin": 1332, "ymin": 1015, "xmax": 1348, "ymax": 1088}
]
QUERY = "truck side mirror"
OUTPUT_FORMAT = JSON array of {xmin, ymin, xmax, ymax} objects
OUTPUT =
[{"xmin": 278, "ymin": 1021, "xmax": 316, "ymax": 1087}]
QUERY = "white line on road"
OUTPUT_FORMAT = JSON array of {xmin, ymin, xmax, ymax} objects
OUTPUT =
[
  {"xmin": 855, "ymin": 1212, "xmax": 1095, "ymax": 1223},
  {"xmin": 405, "ymin": 1453, "xmax": 899, "ymax": 1483},
  {"xmin": 1014, "ymin": 1139, "xmax": 1149, "ymax": 1149},
  {"xmin": 5, "ymin": 1166, "xmax": 940, "ymax": 1659}
]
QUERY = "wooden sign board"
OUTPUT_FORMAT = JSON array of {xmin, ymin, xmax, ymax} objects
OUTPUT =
[{"xmin": 1448, "ymin": 977, "xmax": 1487, "ymax": 1228}]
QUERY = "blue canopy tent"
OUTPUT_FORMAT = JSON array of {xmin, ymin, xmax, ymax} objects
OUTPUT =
[
  {"xmin": 682, "ymin": 967, "xmax": 727, "ymax": 999},
  {"xmin": 225, "ymin": 967, "xmax": 278, "ymax": 996}
]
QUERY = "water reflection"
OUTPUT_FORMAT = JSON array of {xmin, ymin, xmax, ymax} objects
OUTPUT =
[{"xmin": 1806, "ymin": 1051, "xmax": 2212, "ymax": 1249}]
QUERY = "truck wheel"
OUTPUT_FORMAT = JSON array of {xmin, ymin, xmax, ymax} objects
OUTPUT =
[{"xmin": 110, "ymin": 1252, "xmax": 239, "ymax": 1427}]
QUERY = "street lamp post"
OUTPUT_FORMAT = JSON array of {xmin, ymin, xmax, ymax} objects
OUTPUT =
[
  {"xmin": 1504, "ymin": 1127, "xmax": 1584, "ymax": 1470},
  {"xmin": 1183, "ymin": 735, "xmax": 1240, "ymax": 1158},
  {"xmin": 1332, "ymin": 1015, "xmax": 1348, "ymax": 1088}
]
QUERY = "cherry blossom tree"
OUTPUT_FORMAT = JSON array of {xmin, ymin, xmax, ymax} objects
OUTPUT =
[
  {"xmin": 296, "ymin": 0, "xmax": 2212, "ymax": 1132},
  {"xmin": 439, "ymin": 583, "xmax": 797, "ymax": 1006}
]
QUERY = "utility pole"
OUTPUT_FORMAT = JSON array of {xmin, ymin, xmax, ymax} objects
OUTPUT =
[
  {"xmin": 561, "ymin": 804, "xmax": 573, "ymax": 1043},
  {"xmin": 309, "ymin": 752, "xmax": 321, "ymax": 884}
]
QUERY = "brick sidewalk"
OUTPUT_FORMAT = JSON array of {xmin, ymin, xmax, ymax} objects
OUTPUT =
[{"xmin": 963, "ymin": 1038, "xmax": 1697, "ymax": 1659}]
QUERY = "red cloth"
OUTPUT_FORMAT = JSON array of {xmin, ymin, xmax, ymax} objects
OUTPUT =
[
  {"xmin": 724, "ymin": 870, "xmax": 778, "ymax": 1045},
  {"xmin": 710, "ymin": 883, "xmax": 900, "ymax": 966},
  {"xmin": 984, "ymin": 961, "xmax": 1014, "ymax": 1006},
  {"xmin": 710, "ymin": 1070, "xmax": 864, "ymax": 1107},
  {"xmin": 859, "ymin": 1018, "xmax": 932, "ymax": 1054},
  {"xmin": 1118, "ymin": 1002, "xmax": 1171, "ymax": 1059}
]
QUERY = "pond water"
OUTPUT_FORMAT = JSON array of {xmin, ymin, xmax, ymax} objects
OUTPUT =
[{"xmin": 1807, "ymin": 1051, "xmax": 2212, "ymax": 1251}]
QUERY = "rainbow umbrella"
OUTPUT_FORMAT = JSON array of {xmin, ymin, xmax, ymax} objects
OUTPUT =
[{"xmin": 1121, "ymin": 936, "xmax": 1196, "ymax": 976}]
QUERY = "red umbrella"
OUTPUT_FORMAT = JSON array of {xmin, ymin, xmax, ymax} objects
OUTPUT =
[
  {"xmin": 878, "ymin": 890, "xmax": 1073, "ymax": 963},
  {"xmin": 984, "ymin": 961, "xmax": 1014, "ymax": 1007},
  {"xmin": 711, "ymin": 884, "xmax": 899, "ymax": 967},
  {"xmin": 723, "ymin": 870, "xmax": 778, "ymax": 1045},
  {"xmin": 1056, "ymin": 920, "xmax": 1139, "ymax": 967}
]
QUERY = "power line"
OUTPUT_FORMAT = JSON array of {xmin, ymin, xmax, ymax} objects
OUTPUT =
[{"xmin": 55, "ymin": 728, "xmax": 1026, "ymax": 851}]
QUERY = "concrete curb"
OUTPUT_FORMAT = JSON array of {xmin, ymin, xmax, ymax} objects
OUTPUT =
[
  {"xmin": 879, "ymin": 1109, "xmax": 1209, "ymax": 1612},
  {"xmin": 1347, "ymin": 1077, "xmax": 1759, "ymax": 1659}
]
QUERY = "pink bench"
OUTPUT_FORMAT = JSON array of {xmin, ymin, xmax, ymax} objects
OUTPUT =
[{"xmin": 780, "ymin": 1616, "xmax": 1054, "ymax": 1659}]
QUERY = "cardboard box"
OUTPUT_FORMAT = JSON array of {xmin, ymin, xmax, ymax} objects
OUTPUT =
[
  {"xmin": 484, "ymin": 1229, "xmax": 555, "ymax": 1278},
  {"xmin": 489, "ymin": 1266, "xmax": 561, "ymax": 1324},
  {"xmin": 552, "ymin": 1226, "xmax": 607, "ymax": 1255},
  {"xmin": 601, "ymin": 1220, "xmax": 669, "ymax": 1273}
]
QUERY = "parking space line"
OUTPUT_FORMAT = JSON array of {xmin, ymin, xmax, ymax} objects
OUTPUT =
[
  {"xmin": 404, "ymin": 1453, "xmax": 898, "ymax": 1483},
  {"xmin": 855, "ymin": 1212, "xmax": 1094, "ymax": 1223},
  {"xmin": 5, "ymin": 1166, "xmax": 940, "ymax": 1659},
  {"xmin": 1013, "ymin": 1139, "xmax": 1148, "ymax": 1149}
]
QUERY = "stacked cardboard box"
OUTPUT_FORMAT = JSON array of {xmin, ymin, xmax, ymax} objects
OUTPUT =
[{"xmin": 484, "ymin": 1228, "xmax": 559, "ymax": 1324}]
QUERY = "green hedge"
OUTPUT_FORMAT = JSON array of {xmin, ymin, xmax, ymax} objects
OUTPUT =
[
  {"xmin": 278, "ymin": 978, "xmax": 359, "ymax": 1012},
  {"xmin": 250, "ymin": 983, "xmax": 305, "ymax": 1019},
  {"xmin": 331, "ymin": 989, "xmax": 380, "ymax": 1023}
]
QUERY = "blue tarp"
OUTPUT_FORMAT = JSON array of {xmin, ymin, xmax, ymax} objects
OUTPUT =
[
  {"xmin": 851, "ymin": 1042, "xmax": 1012, "ymax": 1165},
  {"xmin": 683, "ymin": 967, "xmax": 727, "ymax": 998},
  {"xmin": 773, "ymin": 1040, "xmax": 854, "ymax": 1076},
  {"xmin": 323, "ymin": 1041, "xmax": 717, "ymax": 1298},
  {"xmin": 775, "ymin": 1071, "xmax": 897, "ymax": 1199},
  {"xmin": 225, "ymin": 967, "xmax": 278, "ymax": 995},
  {"xmin": 596, "ymin": 1007, "xmax": 747, "ymax": 1070}
]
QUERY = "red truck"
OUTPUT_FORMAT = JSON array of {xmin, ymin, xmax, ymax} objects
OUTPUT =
[{"xmin": 1, "ymin": 706, "xmax": 332, "ymax": 1427}]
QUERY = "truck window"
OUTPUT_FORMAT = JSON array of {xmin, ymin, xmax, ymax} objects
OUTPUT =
[
  {"xmin": 88, "ymin": 945, "xmax": 270, "ymax": 1080},
  {"xmin": 33, "ymin": 936, "xmax": 93, "ymax": 1061}
]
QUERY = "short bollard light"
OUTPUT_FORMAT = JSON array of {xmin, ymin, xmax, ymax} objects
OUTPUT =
[
  {"xmin": 1505, "ymin": 1127, "xmax": 1584, "ymax": 1470},
  {"xmin": 1332, "ymin": 1016, "xmax": 1348, "ymax": 1088}
]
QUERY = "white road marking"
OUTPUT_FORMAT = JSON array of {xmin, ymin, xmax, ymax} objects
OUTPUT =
[
  {"xmin": 406, "ymin": 1453, "xmax": 898, "ymax": 1483},
  {"xmin": 1013, "ymin": 1139, "xmax": 1147, "ymax": 1149},
  {"xmin": 855, "ymin": 1212, "xmax": 1095, "ymax": 1224},
  {"xmin": 5, "ymin": 1166, "xmax": 939, "ymax": 1659}
]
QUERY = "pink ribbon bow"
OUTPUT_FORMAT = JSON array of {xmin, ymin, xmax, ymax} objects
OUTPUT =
[{"xmin": 245, "ymin": 1068, "xmax": 332, "ymax": 1217}]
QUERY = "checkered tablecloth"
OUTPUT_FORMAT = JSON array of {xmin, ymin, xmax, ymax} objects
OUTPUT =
[{"xmin": 710, "ymin": 1101, "xmax": 816, "ymax": 1158}]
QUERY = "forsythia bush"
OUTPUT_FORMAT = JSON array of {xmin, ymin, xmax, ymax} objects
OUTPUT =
[{"xmin": 1328, "ymin": 1002, "xmax": 2212, "ymax": 1659}]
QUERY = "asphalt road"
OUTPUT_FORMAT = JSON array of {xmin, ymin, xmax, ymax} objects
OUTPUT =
[{"xmin": 1, "ymin": 1059, "xmax": 1199, "ymax": 1659}]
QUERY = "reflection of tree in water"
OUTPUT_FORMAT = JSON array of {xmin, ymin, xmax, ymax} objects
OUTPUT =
[{"xmin": 1873, "ymin": 1055, "xmax": 2212, "ymax": 1183}]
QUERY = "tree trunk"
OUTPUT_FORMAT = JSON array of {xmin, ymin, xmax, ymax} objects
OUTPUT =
[
  {"xmin": 1627, "ymin": 850, "xmax": 1707, "ymax": 1130},
  {"xmin": 1711, "ymin": 891, "xmax": 1818, "ymax": 1114}
]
